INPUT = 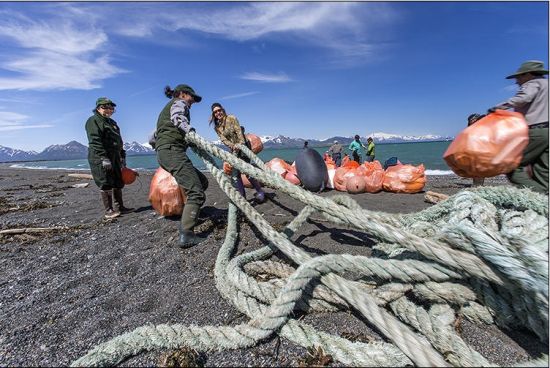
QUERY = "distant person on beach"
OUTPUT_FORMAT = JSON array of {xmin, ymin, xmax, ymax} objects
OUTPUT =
[
  {"xmin": 348, "ymin": 135, "xmax": 366, "ymax": 163},
  {"xmin": 365, "ymin": 137, "xmax": 376, "ymax": 162},
  {"xmin": 154, "ymin": 84, "xmax": 209, "ymax": 248},
  {"xmin": 467, "ymin": 113, "xmax": 485, "ymax": 187},
  {"xmin": 488, "ymin": 60, "xmax": 548, "ymax": 194},
  {"xmin": 85, "ymin": 97, "xmax": 132, "ymax": 219},
  {"xmin": 210, "ymin": 102, "xmax": 266, "ymax": 203},
  {"xmin": 303, "ymin": 141, "xmax": 309, "ymax": 149},
  {"xmin": 327, "ymin": 140, "xmax": 343, "ymax": 166}
]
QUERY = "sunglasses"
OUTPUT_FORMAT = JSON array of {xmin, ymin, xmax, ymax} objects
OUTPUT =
[
  {"xmin": 99, "ymin": 105, "xmax": 115, "ymax": 110},
  {"xmin": 213, "ymin": 109, "xmax": 224, "ymax": 114}
]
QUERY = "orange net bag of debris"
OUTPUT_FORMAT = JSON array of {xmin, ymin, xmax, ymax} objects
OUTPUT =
[
  {"xmin": 148, "ymin": 167, "xmax": 187, "ymax": 216},
  {"xmin": 383, "ymin": 164, "xmax": 426, "ymax": 193},
  {"xmin": 443, "ymin": 110, "xmax": 529, "ymax": 177}
]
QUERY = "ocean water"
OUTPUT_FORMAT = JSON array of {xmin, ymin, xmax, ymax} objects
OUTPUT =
[{"xmin": 8, "ymin": 141, "xmax": 455, "ymax": 175}]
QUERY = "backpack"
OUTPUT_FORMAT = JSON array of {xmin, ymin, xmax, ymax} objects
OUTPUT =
[{"xmin": 384, "ymin": 156, "xmax": 400, "ymax": 170}]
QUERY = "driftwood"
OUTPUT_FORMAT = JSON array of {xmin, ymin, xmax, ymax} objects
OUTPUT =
[
  {"xmin": 0, "ymin": 227, "xmax": 68, "ymax": 235},
  {"xmin": 68, "ymin": 173, "xmax": 93, "ymax": 180},
  {"xmin": 424, "ymin": 190, "xmax": 450, "ymax": 204}
]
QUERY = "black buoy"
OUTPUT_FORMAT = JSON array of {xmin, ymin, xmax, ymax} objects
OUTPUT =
[{"xmin": 295, "ymin": 148, "xmax": 328, "ymax": 192}]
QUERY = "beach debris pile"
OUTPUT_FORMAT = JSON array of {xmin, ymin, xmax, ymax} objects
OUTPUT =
[{"xmin": 73, "ymin": 131, "xmax": 548, "ymax": 367}]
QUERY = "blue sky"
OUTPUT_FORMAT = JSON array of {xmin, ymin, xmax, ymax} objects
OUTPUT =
[{"xmin": 0, "ymin": 1, "xmax": 548, "ymax": 151}]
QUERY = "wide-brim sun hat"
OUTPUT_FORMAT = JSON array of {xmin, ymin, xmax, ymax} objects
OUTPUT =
[
  {"xmin": 506, "ymin": 60, "xmax": 548, "ymax": 79},
  {"xmin": 174, "ymin": 84, "xmax": 202, "ymax": 102}
]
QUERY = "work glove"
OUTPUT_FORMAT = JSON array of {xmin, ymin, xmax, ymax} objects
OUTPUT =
[
  {"xmin": 188, "ymin": 127, "xmax": 196, "ymax": 133},
  {"xmin": 102, "ymin": 159, "xmax": 112, "ymax": 171}
]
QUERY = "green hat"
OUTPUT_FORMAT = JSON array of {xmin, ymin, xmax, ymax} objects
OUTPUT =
[
  {"xmin": 95, "ymin": 97, "xmax": 116, "ymax": 107},
  {"xmin": 174, "ymin": 84, "xmax": 202, "ymax": 102},
  {"xmin": 505, "ymin": 60, "xmax": 548, "ymax": 79}
]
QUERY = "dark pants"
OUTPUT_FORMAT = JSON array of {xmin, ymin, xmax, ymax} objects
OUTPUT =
[
  {"xmin": 352, "ymin": 151, "xmax": 361, "ymax": 164},
  {"xmin": 157, "ymin": 145, "xmax": 209, "ymax": 231},
  {"xmin": 332, "ymin": 152, "xmax": 342, "ymax": 167},
  {"xmin": 365, "ymin": 155, "xmax": 375, "ymax": 162},
  {"xmin": 507, "ymin": 125, "xmax": 548, "ymax": 194}
]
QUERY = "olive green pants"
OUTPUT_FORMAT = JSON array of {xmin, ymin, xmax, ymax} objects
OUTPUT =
[
  {"xmin": 157, "ymin": 145, "xmax": 209, "ymax": 231},
  {"xmin": 507, "ymin": 126, "xmax": 548, "ymax": 194}
]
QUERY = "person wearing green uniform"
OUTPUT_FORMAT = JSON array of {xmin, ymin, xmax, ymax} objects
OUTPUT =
[
  {"xmin": 154, "ymin": 84, "xmax": 209, "ymax": 248},
  {"xmin": 348, "ymin": 135, "xmax": 366, "ymax": 163},
  {"xmin": 488, "ymin": 60, "xmax": 548, "ymax": 194},
  {"xmin": 85, "ymin": 97, "xmax": 132, "ymax": 219},
  {"xmin": 365, "ymin": 137, "xmax": 376, "ymax": 162}
]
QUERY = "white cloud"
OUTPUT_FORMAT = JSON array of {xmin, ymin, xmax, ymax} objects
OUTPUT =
[
  {"xmin": 0, "ymin": 7, "xmax": 125, "ymax": 91},
  {"xmin": 0, "ymin": 111, "xmax": 53, "ymax": 131},
  {"xmin": 220, "ymin": 91, "xmax": 260, "ymax": 100},
  {"xmin": 240, "ymin": 72, "xmax": 292, "ymax": 83}
]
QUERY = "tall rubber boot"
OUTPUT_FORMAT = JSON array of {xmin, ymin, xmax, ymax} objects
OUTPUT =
[
  {"xmin": 101, "ymin": 190, "xmax": 120, "ymax": 219},
  {"xmin": 113, "ymin": 188, "xmax": 133, "ymax": 214},
  {"xmin": 235, "ymin": 175, "xmax": 246, "ymax": 197},
  {"xmin": 179, "ymin": 203, "xmax": 205, "ymax": 248},
  {"xmin": 249, "ymin": 177, "xmax": 266, "ymax": 203}
]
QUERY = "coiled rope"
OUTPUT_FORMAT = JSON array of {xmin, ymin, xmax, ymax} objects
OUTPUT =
[{"xmin": 72, "ymin": 131, "xmax": 548, "ymax": 367}]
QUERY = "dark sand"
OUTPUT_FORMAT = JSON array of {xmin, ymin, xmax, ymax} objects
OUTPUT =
[{"xmin": 0, "ymin": 166, "xmax": 547, "ymax": 366}]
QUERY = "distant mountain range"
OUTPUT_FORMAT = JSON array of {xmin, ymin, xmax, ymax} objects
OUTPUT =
[{"xmin": 0, "ymin": 132, "xmax": 453, "ymax": 163}]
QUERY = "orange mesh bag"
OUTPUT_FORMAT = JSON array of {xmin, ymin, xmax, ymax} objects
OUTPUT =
[
  {"xmin": 443, "ymin": 110, "xmax": 529, "ymax": 177},
  {"xmin": 148, "ymin": 167, "xmax": 187, "ymax": 216},
  {"xmin": 223, "ymin": 162, "xmax": 233, "ymax": 175},
  {"xmin": 343, "ymin": 160, "xmax": 360, "ymax": 169},
  {"xmin": 346, "ymin": 175, "xmax": 366, "ymax": 194},
  {"xmin": 383, "ymin": 164, "xmax": 426, "ymax": 193},
  {"xmin": 121, "ymin": 167, "xmax": 139, "ymax": 185},
  {"xmin": 333, "ymin": 167, "xmax": 350, "ymax": 191},
  {"xmin": 341, "ymin": 155, "xmax": 350, "ymax": 167},
  {"xmin": 245, "ymin": 134, "xmax": 264, "ymax": 154},
  {"xmin": 266, "ymin": 158, "xmax": 291, "ymax": 176}
]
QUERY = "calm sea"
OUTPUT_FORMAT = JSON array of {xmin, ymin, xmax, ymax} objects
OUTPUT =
[{"xmin": 8, "ymin": 141, "xmax": 454, "ymax": 175}]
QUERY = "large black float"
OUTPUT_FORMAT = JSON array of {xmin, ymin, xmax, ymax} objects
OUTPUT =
[{"xmin": 295, "ymin": 148, "xmax": 328, "ymax": 192}]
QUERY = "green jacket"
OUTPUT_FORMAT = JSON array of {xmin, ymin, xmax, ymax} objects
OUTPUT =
[
  {"xmin": 366, "ymin": 141, "xmax": 375, "ymax": 156},
  {"xmin": 155, "ymin": 98, "xmax": 191, "ymax": 150},
  {"xmin": 85, "ymin": 112, "xmax": 125, "ymax": 189}
]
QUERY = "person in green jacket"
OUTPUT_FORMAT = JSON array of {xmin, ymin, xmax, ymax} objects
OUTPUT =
[
  {"xmin": 365, "ymin": 137, "xmax": 376, "ymax": 162},
  {"xmin": 154, "ymin": 84, "xmax": 209, "ymax": 248},
  {"xmin": 348, "ymin": 135, "xmax": 366, "ymax": 163},
  {"xmin": 85, "ymin": 97, "xmax": 132, "ymax": 219}
]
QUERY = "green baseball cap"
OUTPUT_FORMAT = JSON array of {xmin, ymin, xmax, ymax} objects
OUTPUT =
[
  {"xmin": 174, "ymin": 84, "xmax": 202, "ymax": 102},
  {"xmin": 96, "ymin": 97, "xmax": 116, "ymax": 107},
  {"xmin": 506, "ymin": 60, "xmax": 549, "ymax": 79}
]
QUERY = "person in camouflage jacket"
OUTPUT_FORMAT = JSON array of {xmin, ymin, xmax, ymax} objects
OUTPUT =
[{"xmin": 85, "ymin": 97, "xmax": 132, "ymax": 219}]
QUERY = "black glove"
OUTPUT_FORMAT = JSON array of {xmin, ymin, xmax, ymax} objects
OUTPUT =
[
  {"xmin": 101, "ymin": 159, "xmax": 112, "ymax": 171},
  {"xmin": 189, "ymin": 127, "xmax": 196, "ymax": 133},
  {"xmin": 487, "ymin": 107, "xmax": 498, "ymax": 114}
]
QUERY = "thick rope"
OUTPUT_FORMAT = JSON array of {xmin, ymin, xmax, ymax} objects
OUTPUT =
[{"xmin": 73, "ymin": 132, "xmax": 548, "ymax": 367}]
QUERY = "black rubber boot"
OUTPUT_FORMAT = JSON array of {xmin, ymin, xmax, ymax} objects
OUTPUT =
[
  {"xmin": 101, "ymin": 190, "xmax": 120, "ymax": 219},
  {"xmin": 113, "ymin": 188, "xmax": 134, "ymax": 214},
  {"xmin": 179, "ymin": 203, "xmax": 205, "ymax": 248}
]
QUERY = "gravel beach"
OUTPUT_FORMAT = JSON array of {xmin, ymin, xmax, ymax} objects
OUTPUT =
[{"xmin": 0, "ymin": 165, "xmax": 547, "ymax": 367}]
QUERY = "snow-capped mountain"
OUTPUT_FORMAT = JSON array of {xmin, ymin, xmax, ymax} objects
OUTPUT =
[
  {"xmin": 0, "ymin": 141, "xmax": 155, "ymax": 162},
  {"xmin": 124, "ymin": 141, "xmax": 154, "ymax": 155},
  {"xmin": 0, "ymin": 146, "xmax": 38, "ymax": 162}
]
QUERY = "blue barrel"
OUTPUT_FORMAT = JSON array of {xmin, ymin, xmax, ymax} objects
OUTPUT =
[{"xmin": 295, "ymin": 148, "xmax": 328, "ymax": 192}]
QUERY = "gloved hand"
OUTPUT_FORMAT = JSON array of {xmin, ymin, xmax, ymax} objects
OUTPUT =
[
  {"xmin": 487, "ymin": 107, "xmax": 498, "ymax": 114},
  {"xmin": 188, "ymin": 127, "xmax": 196, "ymax": 133},
  {"xmin": 102, "ymin": 159, "xmax": 112, "ymax": 171}
]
